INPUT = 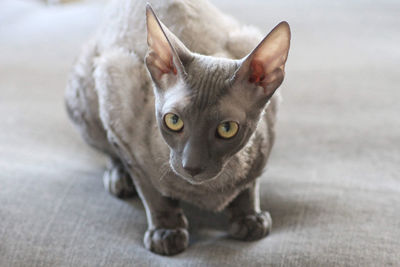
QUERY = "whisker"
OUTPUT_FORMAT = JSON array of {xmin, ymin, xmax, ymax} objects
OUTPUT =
[{"xmin": 158, "ymin": 162, "xmax": 171, "ymax": 181}]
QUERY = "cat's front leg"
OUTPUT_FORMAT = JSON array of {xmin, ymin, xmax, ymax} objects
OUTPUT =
[
  {"xmin": 136, "ymin": 179, "xmax": 189, "ymax": 255},
  {"xmin": 103, "ymin": 157, "xmax": 137, "ymax": 199},
  {"xmin": 227, "ymin": 180, "xmax": 272, "ymax": 241}
]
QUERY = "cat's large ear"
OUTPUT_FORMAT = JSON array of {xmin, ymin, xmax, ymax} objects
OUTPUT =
[
  {"xmin": 232, "ymin": 21, "xmax": 291, "ymax": 107},
  {"xmin": 145, "ymin": 4, "xmax": 191, "ymax": 90}
]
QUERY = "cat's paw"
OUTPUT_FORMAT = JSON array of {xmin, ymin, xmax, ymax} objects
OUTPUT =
[
  {"xmin": 229, "ymin": 211, "xmax": 272, "ymax": 241},
  {"xmin": 103, "ymin": 162, "xmax": 136, "ymax": 199},
  {"xmin": 144, "ymin": 228, "xmax": 189, "ymax": 255}
]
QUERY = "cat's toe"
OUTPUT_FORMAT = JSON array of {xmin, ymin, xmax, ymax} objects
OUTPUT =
[
  {"xmin": 103, "ymin": 164, "xmax": 136, "ymax": 199},
  {"xmin": 144, "ymin": 228, "xmax": 189, "ymax": 255},
  {"xmin": 229, "ymin": 211, "xmax": 272, "ymax": 241}
]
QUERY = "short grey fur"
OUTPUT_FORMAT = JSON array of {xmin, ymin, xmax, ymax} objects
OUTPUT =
[{"xmin": 65, "ymin": 0, "xmax": 290, "ymax": 255}]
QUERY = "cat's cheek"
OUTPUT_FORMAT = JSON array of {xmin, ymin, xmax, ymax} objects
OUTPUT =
[{"xmin": 214, "ymin": 131, "xmax": 246, "ymax": 158}]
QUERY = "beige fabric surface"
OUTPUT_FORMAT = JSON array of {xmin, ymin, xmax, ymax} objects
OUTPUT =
[{"xmin": 0, "ymin": 0, "xmax": 399, "ymax": 266}]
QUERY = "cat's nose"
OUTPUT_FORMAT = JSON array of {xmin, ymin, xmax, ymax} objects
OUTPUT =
[{"xmin": 183, "ymin": 165, "xmax": 204, "ymax": 177}]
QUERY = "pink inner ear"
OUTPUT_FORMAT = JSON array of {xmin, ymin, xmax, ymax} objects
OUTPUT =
[
  {"xmin": 169, "ymin": 58, "xmax": 177, "ymax": 75},
  {"xmin": 248, "ymin": 59, "xmax": 265, "ymax": 84},
  {"xmin": 150, "ymin": 51, "xmax": 177, "ymax": 76},
  {"xmin": 158, "ymin": 58, "xmax": 177, "ymax": 75}
]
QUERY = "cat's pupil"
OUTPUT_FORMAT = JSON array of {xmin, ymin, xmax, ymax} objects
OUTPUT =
[
  {"xmin": 223, "ymin": 122, "xmax": 230, "ymax": 132},
  {"xmin": 171, "ymin": 115, "xmax": 179, "ymax": 124}
]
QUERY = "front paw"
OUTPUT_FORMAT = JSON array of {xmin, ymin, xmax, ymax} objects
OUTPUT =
[
  {"xmin": 103, "ymin": 163, "xmax": 136, "ymax": 199},
  {"xmin": 144, "ymin": 228, "xmax": 189, "ymax": 255},
  {"xmin": 229, "ymin": 211, "xmax": 272, "ymax": 241}
]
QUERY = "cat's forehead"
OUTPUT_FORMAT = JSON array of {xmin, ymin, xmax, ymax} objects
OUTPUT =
[
  {"xmin": 160, "ymin": 55, "xmax": 241, "ymax": 118},
  {"xmin": 184, "ymin": 55, "xmax": 240, "ymax": 109}
]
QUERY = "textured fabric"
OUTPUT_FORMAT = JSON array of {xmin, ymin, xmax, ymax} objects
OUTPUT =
[{"xmin": 0, "ymin": 0, "xmax": 399, "ymax": 266}]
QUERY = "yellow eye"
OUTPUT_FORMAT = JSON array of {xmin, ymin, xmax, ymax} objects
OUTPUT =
[
  {"xmin": 217, "ymin": 121, "xmax": 239, "ymax": 139},
  {"xmin": 164, "ymin": 113, "xmax": 184, "ymax": 132}
]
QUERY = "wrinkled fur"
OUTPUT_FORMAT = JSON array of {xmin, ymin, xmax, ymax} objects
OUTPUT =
[{"xmin": 65, "ymin": 0, "xmax": 289, "ymax": 255}]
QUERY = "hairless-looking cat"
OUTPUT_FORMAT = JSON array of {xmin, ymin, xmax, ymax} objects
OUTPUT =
[{"xmin": 65, "ymin": 0, "xmax": 290, "ymax": 255}]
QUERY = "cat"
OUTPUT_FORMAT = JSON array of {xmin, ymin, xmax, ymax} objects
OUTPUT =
[{"xmin": 65, "ymin": 0, "xmax": 290, "ymax": 255}]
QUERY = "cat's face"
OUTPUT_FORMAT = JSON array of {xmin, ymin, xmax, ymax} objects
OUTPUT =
[
  {"xmin": 145, "ymin": 6, "xmax": 290, "ymax": 184},
  {"xmin": 155, "ymin": 57, "xmax": 262, "ymax": 183}
]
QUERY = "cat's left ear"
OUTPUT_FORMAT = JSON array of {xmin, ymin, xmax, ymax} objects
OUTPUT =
[
  {"xmin": 233, "ymin": 21, "xmax": 291, "ymax": 106},
  {"xmin": 145, "ymin": 4, "xmax": 191, "ymax": 90}
]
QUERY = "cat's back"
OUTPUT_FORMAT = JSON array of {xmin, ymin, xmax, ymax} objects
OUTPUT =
[{"xmin": 97, "ymin": 0, "xmax": 263, "ymax": 60}]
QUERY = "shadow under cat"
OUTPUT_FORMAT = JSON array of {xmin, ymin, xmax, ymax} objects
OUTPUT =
[{"xmin": 120, "ymin": 177, "xmax": 324, "ymax": 246}]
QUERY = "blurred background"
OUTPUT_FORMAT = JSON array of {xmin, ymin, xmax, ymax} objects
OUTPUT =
[{"xmin": 0, "ymin": 0, "xmax": 399, "ymax": 266}]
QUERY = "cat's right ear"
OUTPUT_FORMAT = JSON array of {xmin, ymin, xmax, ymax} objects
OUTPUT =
[{"xmin": 145, "ymin": 4, "xmax": 191, "ymax": 90}]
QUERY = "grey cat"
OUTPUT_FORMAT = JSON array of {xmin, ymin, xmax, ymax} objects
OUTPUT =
[{"xmin": 65, "ymin": 0, "xmax": 290, "ymax": 255}]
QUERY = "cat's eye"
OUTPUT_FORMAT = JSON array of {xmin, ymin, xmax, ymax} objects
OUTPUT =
[
  {"xmin": 164, "ymin": 113, "xmax": 184, "ymax": 132},
  {"xmin": 217, "ymin": 121, "xmax": 239, "ymax": 139}
]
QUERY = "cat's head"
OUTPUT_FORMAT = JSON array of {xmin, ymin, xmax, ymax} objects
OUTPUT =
[{"xmin": 145, "ymin": 5, "xmax": 290, "ymax": 184}]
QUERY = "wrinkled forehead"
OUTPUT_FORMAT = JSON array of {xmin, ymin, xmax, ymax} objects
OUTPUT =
[
  {"xmin": 161, "ymin": 87, "xmax": 246, "ymax": 124},
  {"xmin": 161, "ymin": 87, "xmax": 219, "ymax": 118},
  {"xmin": 160, "ymin": 56, "xmax": 244, "ymax": 119},
  {"xmin": 184, "ymin": 55, "xmax": 240, "ymax": 108}
]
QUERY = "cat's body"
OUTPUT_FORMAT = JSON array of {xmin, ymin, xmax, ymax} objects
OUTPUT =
[{"xmin": 66, "ymin": 0, "xmax": 290, "ymax": 255}]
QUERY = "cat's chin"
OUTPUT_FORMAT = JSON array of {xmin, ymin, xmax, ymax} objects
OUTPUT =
[
  {"xmin": 179, "ymin": 175, "xmax": 217, "ymax": 185},
  {"xmin": 181, "ymin": 176, "xmax": 207, "ymax": 185},
  {"xmin": 170, "ymin": 165, "xmax": 219, "ymax": 185}
]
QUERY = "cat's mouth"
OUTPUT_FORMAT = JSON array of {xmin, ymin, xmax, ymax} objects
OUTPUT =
[
  {"xmin": 169, "ymin": 162, "xmax": 219, "ymax": 185},
  {"xmin": 168, "ymin": 153, "xmax": 225, "ymax": 184}
]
